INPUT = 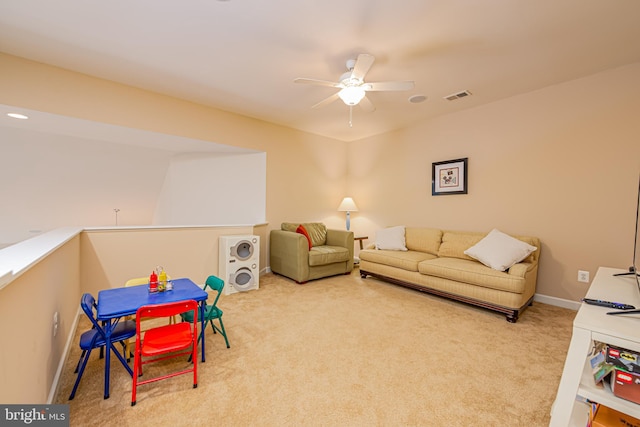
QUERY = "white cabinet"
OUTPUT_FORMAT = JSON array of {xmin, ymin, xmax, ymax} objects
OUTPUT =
[{"xmin": 550, "ymin": 267, "xmax": 640, "ymax": 426}]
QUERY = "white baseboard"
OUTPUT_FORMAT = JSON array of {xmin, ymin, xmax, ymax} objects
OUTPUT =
[
  {"xmin": 48, "ymin": 306, "xmax": 81, "ymax": 403},
  {"xmin": 534, "ymin": 293, "xmax": 580, "ymax": 311}
]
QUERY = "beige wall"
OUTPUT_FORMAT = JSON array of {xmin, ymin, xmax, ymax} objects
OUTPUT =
[
  {"xmin": 0, "ymin": 53, "xmax": 349, "ymax": 236},
  {"xmin": 0, "ymin": 236, "xmax": 81, "ymax": 404},
  {"xmin": 2, "ymin": 52, "xmax": 640, "ymax": 302},
  {"xmin": 3, "ymin": 52, "xmax": 640, "ymax": 303},
  {"xmin": 349, "ymin": 62, "xmax": 640, "ymax": 301},
  {"xmin": 80, "ymin": 226, "xmax": 255, "ymax": 296}
]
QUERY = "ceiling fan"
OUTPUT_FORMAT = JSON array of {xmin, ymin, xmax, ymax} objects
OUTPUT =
[{"xmin": 294, "ymin": 54, "xmax": 415, "ymax": 115}]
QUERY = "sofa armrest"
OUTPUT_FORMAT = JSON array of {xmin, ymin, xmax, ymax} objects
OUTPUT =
[
  {"xmin": 507, "ymin": 262, "xmax": 536, "ymax": 278},
  {"xmin": 326, "ymin": 229, "xmax": 354, "ymax": 251},
  {"xmin": 269, "ymin": 229, "xmax": 310, "ymax": 282},
  {"xmin": 326, "ymin": 229, "xmax": 354, "ymax": 270}
]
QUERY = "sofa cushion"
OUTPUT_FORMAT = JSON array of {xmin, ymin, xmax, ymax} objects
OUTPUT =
[
  {"xmin": 463, "ymin": 228, "xmax": 538, "ymax": 271},
  {"xmin": 308, "ymin": 245, "xmax": 350, "ymax": 266},
  {"xmin": 360, "ymin": 249, "xmax": 437, "ymax": 272},
  {"xmin": 375, "ymin": 225, "xmax": 407, "ymax": 251},
  {"xmin": 296, "ymin": 225, "xmax": 312, "ymax": 250},
  {"xmin": 282, "ymin": 222, "xmax": 327, "ymax": 246},
  {"xmin": 418, "ymin": 257, "xmax": 527, "ymax": 294},
  {"xmin": 437, "ymin": 231, "xmax": 485, "ymax": 261},
  {"xmin": 405, "ymin": 228, "xmax": 442, "ymax": 255}
]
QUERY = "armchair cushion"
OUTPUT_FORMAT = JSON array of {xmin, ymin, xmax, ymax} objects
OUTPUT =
[
  {"xmin": 282, "ymin": 222, "xmax": 327, "ymax": 246},
  {"xmin": 309, "ymin": 245, "xmax": 350, "ymax": 266}
]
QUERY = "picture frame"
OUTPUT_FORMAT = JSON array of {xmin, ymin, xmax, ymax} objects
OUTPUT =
[{"xmin": 432, "ymin": 158, "xmax": 468, "ymax": 196}]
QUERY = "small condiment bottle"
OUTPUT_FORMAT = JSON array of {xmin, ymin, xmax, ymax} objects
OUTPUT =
[
  {"xmin": 149, "ymin": 271, "xmax": 158, "ymax": 293},
  {"xmin": 158, "ymin": 269, "xmax": 167, "ymax": 292},
  {"xmin": 159, "ymin": 270, "xmax": 170, "ymax": 291}
]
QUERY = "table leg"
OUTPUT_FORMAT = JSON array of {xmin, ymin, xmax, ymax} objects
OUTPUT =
[
  {"xmin": 200, "ymin": 302, "xmax": 206, "ymax": 363},
  {"xmin": 102, "ymin": 319, "xmax": 134, "ymax": 399},
  {"xmin": 104, "ymin": 320, "xmax": 112, "ymax": 399}
]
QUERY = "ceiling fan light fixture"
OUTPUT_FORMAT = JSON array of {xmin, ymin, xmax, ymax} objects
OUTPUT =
[
  {"xmin": 295, "ymin": 53, "xmax": 413, "ymax": 112},
  {"xmin": 338, "ymin": 86, "xmax": 366, "ymax": 106}
]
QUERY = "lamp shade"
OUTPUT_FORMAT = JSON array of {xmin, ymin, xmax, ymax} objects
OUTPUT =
[{"xmin": 338, "ymin": 197, "xmax": 359, "ymax": 212}]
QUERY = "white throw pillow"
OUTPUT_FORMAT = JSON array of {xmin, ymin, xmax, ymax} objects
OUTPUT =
[
  {"xmin": 375, "ymin": 226, "xmax": 407, "ymax": 251},
  {"xmin": 464, "ymin": 228, "xmax": 537, "ymax": 271}
]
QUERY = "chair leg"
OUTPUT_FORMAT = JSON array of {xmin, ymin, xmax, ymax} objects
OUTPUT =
[
  {"xmin": 124, "ymin": 339, "xmax": 131, "ymax": 362},
  {"xmin": 187, "ymin": 317, "xmax": 230, "ymax": 362},
  {"xmin": 111, "ymin": 342, "xmax": 134, "ymax": 377},
  {"xmin": 74, "ymin": 350, "xmax": 87, "ymax": 373},
  {"xmin": 132, "ymin": 342, "xmax": 144, "ymax": 405},
  {"xmin": 137, "ymin": 347, "xmax": 143, "ymax": 376},
  {"xmin": 209, "ymin": 318, "xmax": 230, "ymax": 348},
  {"xmin": 131, "ymin": 350, "xmax": 138, "ymax": 406},
  {"xmin": 214, "ymin": 318, "xmax": 230, "ymax": 349},
  {"xmin": 188, "ymin": 330, "xmax": 204, "ymax": 363},
  {"xmin": 192, "ymin": 341, "xmax": 198, "ymax": 389},
  {"xmin": 124, "ymin": 340, "xmax": 135, "ymax": 363},
  {"xmin": 69, "ymin": 349, "xmax": 92, "ymax": 400},
  {"xmin": 124, "ymin": 342, "xmax": 133, "ymax": 360}
]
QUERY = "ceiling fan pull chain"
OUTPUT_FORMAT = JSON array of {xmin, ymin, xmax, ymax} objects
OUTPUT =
[{"xmin": 349, "ymin": 105, "xmax": 353, "ymax": 128}]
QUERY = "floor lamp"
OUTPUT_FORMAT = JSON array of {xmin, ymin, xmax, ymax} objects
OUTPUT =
[{"xmin": 338, "ymin": 197, "xmax": 359, "ymax": 231}]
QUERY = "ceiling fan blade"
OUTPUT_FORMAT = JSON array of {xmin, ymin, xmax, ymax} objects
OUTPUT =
[
  {"xmin": 351, "ymin": 54, "xmax": 375, "ymax": 82},
  {"xmin": 359, "ymin": 95, "xmax": 376, "ymax": 113},
  {"xmin": 294, "ymin": 78, "xmax": 341, "ymax": 88},
  {"xmin": 311, "ymin": 92, "xmax": 340, "ymax": 109},
  {"xmin": 366, "ymin": 81, "xmax": 415, "ymax": 91}
]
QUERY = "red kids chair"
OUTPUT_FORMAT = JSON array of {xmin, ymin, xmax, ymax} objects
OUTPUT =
[{"xmin": 131, "ymin": 299, "xmax": 198, "ymax": 406}]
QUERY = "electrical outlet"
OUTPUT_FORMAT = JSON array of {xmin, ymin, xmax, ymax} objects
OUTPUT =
[
  {"xmin": 53, "ymin": 311, "xmax": 59, "ymax": 337},
  {"xmin": 578, "ymin": 270, "xmax": 590, "ymax": 283}
]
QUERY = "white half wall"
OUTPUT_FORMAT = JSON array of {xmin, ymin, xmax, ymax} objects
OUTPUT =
[
  {"xmin": 152, "ymin": 152, "xmax": 267, "ymax": 225},
  {"xmin": 0, "ymin": 126, "xmax": 172, "ymax": 245},
  {"xmin": 1, "ymin": 108, "xmax": 267, "ymax": 246}
]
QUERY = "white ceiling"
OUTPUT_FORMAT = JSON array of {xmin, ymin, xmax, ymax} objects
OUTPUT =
[{"xmin": 1, "ymin": 0, "xmax": 640, "ymax": 142}]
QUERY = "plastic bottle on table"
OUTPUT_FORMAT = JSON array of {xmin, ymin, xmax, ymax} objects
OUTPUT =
[
  {"xmin": 149, "ymin": 271, "xmax": 158, "ymax": 293},
  {"xmin": 161, "ymin": 269, "xmax": 172, "ymax": 291},
  {"xmin": 159, "ymin": 269, "xmax": 168, "ymax": 291}
]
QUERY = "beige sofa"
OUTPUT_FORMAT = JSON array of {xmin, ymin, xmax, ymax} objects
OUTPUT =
[
  {"xmin": 359, "ymin": 227, "xmax": 540, "ymax": 322},
  {"xmin": 270, "ymin": 222, "xmax": 354, "ymax": 283}
]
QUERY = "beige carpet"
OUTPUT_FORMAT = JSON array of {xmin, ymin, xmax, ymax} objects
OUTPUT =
[{"xmin": 55, "ymin": 270, "xmax": 575, "ymax": 426}]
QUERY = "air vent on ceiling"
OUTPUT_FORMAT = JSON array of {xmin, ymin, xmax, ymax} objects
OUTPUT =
[{"xmin": 443, "ymin": 90, "xmax": 472, "ymax": 101}]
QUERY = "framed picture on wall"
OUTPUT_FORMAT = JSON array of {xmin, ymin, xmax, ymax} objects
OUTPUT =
[{"xmin": 432, "ymin": 158, "xmax": 468, "ymax": 195}]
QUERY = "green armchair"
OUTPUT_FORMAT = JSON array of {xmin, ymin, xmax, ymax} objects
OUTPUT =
[{"xmin": 270, "ymin": 222, "xmax": 354, "ymax": 283}]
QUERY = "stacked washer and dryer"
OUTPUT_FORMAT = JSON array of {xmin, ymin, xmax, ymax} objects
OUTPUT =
[{"xmin": 218, "ymin": 235, "xmax": 260, "ymax": 295}]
